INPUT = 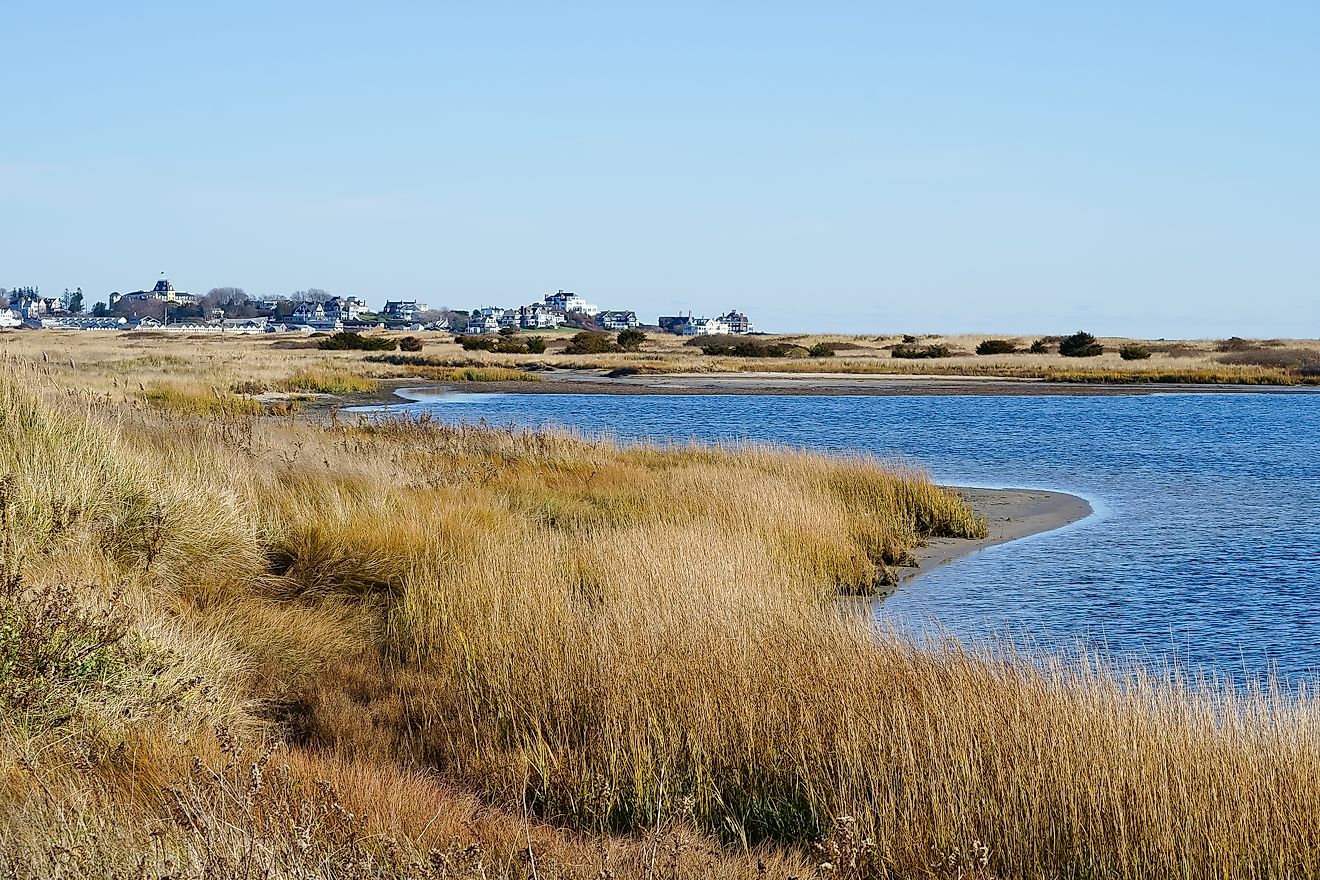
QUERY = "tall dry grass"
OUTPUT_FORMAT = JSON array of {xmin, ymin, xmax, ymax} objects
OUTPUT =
[{"xmin": 3, "ymin": 343, "xmax": 1320, "ymax": 877}]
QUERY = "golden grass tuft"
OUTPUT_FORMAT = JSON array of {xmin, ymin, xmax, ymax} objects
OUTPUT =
[{"xmin": 277, "ymin": 369, "xmax": 381, "ymax": 395}]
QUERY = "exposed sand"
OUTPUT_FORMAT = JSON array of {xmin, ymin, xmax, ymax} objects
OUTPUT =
[
  {"xmin": 425, "ymin": 369, "xmax": 1318, "ymax": 397},
  {"xmin": 902, "ymin": 487, "xmax": 1093, "ymax": 584}
]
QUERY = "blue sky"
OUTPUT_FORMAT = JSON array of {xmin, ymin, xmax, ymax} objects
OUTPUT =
[{"xmin": 2, "ymin": 1, "xmax": 1317, "ymax": 336}]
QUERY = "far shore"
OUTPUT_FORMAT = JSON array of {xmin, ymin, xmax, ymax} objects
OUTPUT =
[
  {"xmin": 899, "ymin": 487, "xmax": 1093, "ymax": 586},
  {"xmin": 347, "ymin": 370, "xmax": 1320, "ymax": 403}
]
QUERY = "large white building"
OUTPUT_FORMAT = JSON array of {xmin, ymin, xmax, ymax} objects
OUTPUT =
[{"xmin": 543, "ymin": 289, "xmax": 598, "ymax": 316}]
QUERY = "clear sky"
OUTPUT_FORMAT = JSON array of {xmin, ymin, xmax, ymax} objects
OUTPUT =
[{"xmin": 2, "ymin": 1, "xmax": 1317, "ymax": 336}]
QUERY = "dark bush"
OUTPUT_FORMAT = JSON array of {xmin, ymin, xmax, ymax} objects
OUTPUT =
[
  {"xmin": 1028, "ymin": 339, "xmax": 1052, "ymax": 354},
  {"xmin": 617, "ymin": 329, "xmax": 647, "ymax": 351},
  {"xmin": 891, "ymin": 344, "xmax": 952, "ymax": 359},
  {"xmin": 1215, "ymin": 336, "xmax": 1254, "ymax": 352},
  {"xmin": 564, "ymin": 332, "xmax": 621, "ymax": 354},
  {"xmin": 976, "ymin": 339, "xmax": 1017, "ymax": 355},
  {"xmin": 317, "ymin": 332, "xmax": 397, "ymax": 352},
  {"xmin": 457, "ymin": 334, "xmax": 537, "ymax": 354},
  {"xmin": 457, "ymin": 335, "xmax": 498, "ymax": 352},
  {"xmin": 809, "ymin": 343, "xmax": 836, "ymax": 358},
  {"xmin": 695, "ymin": 339, "xmax": 809, "ymax": 358},
  {"xmin": 1059, "ymin": 331, "xmax": 1104, "ymax": 358},
  {"xmin": 902, "ymin": 334, "xmax": 919, "ymax": 344},
  {"xmin": 399, "ymin": 336, "xmax": 424, "ymax": 352},
  {"xmin": 498, "ymin": 326, "xmax": 518, "ymax": 337},
  {"xmin": 1119, "ymin": 345, "xmax": 1152, "ymax": 361},
  {"xmin": 524, "ymin": 336, "xmax": 547, "ymax": 354}
]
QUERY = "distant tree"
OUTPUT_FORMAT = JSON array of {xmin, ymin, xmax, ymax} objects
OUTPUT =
[
  {"xmin": 292, "ymin": 288, "xmax": 334, "ymax": 303},
  {"xmin": 565, "ymin": 331, "xmax": 621, "ymax": 355},
  {"xmin": 201, "ymin": 287, "xmax": 250, "ymax": 317},
  {"xmin": 91, "ymin": 301, "xmax": 108, "ymax": 317},
  {"xmin": 1059, "ymin": 331, "xmax": 1104, "ymax": 358},
  {"xmin": 61, "ymin": 287, "xmax": 84, "ymax": 313},
  {"xmin": 617, "ymin": 328, "xmax": 647, "ymax": 351},
  {"xmin": 976, "ymin": 339, "xmax": 1017, "ymax": 355}
]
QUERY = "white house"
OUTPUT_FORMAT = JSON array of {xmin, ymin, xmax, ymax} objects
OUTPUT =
[
  {"xmin": 681, "ymin": 316, "xmax": 732, "ymax": 336},
  {"xmin": 543, "ymin": 289, "xmax": 598, "ymax": 316},
  {"xmin": 382, "ymin": 300, "xmax": 426, "ymax": 322},
  {"xmin": 518, "ymin": 303, "xmax": 564, "ymax": 329},
  {"xmin": 221, "ymin": 317, "xmax": 270, "ymax": 334},
  {"xmin": 32, "ymin": 316, "xmax": 127, "ymax": 331},
  {"xmin": 597, "ymin": 310, "xmax": 639, "ymax": 331},
  {"xmin": 0, "ymin": 309, "xmax": 24, "ymax": 330},
  {"xmin": 465, "ymin": 312, "xmax": 502, "ymax": 334}
]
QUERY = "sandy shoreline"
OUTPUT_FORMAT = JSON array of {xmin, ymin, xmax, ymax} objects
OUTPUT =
[
  {"xmin": 901, "ymin": 487, "xmax": 1093, "ymax": 584},
  {"xmin": 408, "ymin": 369, "xmax": 1318, "ymax": 397}
]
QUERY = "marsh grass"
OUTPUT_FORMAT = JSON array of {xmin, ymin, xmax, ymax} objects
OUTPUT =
[
  {"xmin": 143, "ymin": 383, "xmax": 265, "ymax": 416},
  {"xmin": 278, "ymin": 369, "xmax": 381, "ymax": 395},
  {"xmin": 6, "ymin": 339, "xmax": 1320, "ymax": 877}
]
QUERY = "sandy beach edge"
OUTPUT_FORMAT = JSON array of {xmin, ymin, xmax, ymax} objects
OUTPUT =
[
  {"xmin": 352, "ymin": 370, "xmax": 1320, "ymax": 400},
  {"xmin": 901, "ymin": 487, "xmax": 1093, "ymax": 585}
]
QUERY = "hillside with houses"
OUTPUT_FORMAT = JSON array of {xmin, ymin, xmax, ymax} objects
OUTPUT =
[{"xmin": 0, "ymin": 279, "xmax": 754, "ymax": 338}]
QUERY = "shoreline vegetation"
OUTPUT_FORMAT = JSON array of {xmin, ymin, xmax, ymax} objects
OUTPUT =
[{"xmin": 3, "ymin": 333, "xmax": 1320, "ymax": 877}]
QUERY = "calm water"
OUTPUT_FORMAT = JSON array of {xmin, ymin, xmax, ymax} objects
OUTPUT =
[{"xmin": 378, "ymin": 390, "xmax": 1320, "ymax": 680}]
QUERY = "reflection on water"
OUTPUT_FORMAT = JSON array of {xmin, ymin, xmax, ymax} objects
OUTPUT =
[{"xmin": 391, "ymin": 389, "xmax": 1320, "ymax": 680}]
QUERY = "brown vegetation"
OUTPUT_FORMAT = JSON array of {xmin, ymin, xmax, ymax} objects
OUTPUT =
[{"xmin": 3, "ymin": 331, "xmax": 1320, "ymax": 877}]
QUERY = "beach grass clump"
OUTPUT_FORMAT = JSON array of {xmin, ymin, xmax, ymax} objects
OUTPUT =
[
  {"xmin": 143, "ymin": 383, "xmax": 264, "ymax": 416},
  {"xmin": 278, "ymin": 370, "xmax": 380, "ymax": 395}
]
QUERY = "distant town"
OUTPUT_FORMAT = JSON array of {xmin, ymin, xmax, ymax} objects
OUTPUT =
[{"xmin": 0, "ymin": 278, "xmax": 755, "ymax": 337}]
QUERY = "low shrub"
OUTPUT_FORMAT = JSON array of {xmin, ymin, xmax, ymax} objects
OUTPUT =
[
  {"xmin": 1059, "ymin": 331, "xmax": 1104, "ymax": 358},
  {"xmin": 976, "ymin": 339, "xmax": 1017, "ymax": 355},
  {"xmin": 808, "ymin": 343, "xmax": 836, "ymax": 358},
  {"xmin": 617, "ymin": 329, "xmax": 647, "ymax": 351},
  {"xmin": 564, "ymin": 332, "xmax": 621, "ymax": 354},
  {"xmin": 316, "ymin": 332, "xmax": 397, "ymax": 352},
  {"xmin": 398, "ymin": 336, "xmax": 424, "ymax": 352},
  {"xmin": 457, "ymin": 335, "xmax": 537, "ymax": 354},
  {"xmin": 891, "ymin": 344, "xmax": 952, "ymax": 359},
  {"xmin": 1119, "ymin": 345, "xmax": 1152, "ymax": 361},
  {"xmin": 902, "ymin": 334, "xmax": 918, "ymax": 344},
  {"xmin": 1029, "ymin": 339, "xmax": 1052, "ymax": 354}
]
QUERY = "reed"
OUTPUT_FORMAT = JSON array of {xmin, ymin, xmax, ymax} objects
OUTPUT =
[{"xmin": 5, "ymin": 343, "xmax": 1320, "ymax": 878}]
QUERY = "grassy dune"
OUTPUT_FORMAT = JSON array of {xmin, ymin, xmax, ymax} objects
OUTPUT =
[{"xmin": 3, "ymin": 340, "xmax": 1320, "ymax": 878}]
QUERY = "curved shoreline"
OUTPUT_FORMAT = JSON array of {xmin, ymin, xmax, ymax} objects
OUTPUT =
[{"xmin": 902, "ymin": 487, "xmax": 1093, "ymax": 584}]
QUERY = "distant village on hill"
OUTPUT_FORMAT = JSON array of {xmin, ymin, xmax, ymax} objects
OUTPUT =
[{"xmin": 0, "ymin": 279, "xmax": 754, "ymax": 337}]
